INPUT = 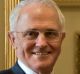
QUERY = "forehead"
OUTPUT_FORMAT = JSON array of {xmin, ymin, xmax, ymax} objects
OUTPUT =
[
  {"xmin": 19, "ymin": 3, "xmax": 58, "ymax": 19},
  {"xmin": 16, "ymin": 3, "xmax": 60, "ymax": 31}
]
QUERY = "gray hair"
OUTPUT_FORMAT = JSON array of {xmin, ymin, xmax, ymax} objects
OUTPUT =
[{"xmin": 9, "ymin": 0, "xmax": 65, "ymax": 32}]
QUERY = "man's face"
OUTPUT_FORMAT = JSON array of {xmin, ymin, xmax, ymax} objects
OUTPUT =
[{"xmin": 9, "ymin": 3, "xmax": 65, "ymax": 73}]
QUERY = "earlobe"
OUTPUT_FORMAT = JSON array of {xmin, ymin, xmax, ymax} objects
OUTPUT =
[{"xmin": 8, "ymin": 32, "xmax": 15, "ymax": 48}]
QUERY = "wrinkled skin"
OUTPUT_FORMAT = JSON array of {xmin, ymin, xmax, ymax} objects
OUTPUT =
[{"xmin": 9, "ymin": 3, "xmax": 65, "ymax": 74}]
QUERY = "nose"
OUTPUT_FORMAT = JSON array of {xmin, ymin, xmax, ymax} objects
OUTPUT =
[{"xmin": 35, "ymin": 34, "xmax": 48, "ymax": 48}]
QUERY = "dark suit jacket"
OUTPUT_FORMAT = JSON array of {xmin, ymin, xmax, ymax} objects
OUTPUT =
[{"xmin": 0, "ymin": 62, "xmax": 25, "ymax": 74}]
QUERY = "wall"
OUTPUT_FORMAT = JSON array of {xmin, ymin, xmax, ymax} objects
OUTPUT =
[
  {"xmin": 54, "ymin": 7, "xmax": 80, "ymax": 74},
  {"xmin": 0, "ymin": 0, "xmax": 5, "ymax": 70}
]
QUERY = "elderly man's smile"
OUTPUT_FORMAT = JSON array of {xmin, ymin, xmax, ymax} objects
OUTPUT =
[
  {"xmin": 6, "ymin": 0, "xmax": 65, "ymax": 74},
  {"xmin": 31, "ymin": 47, "xmax": 52, "ymax": 57},
  {"xmin": 32, "ymin": 51, "xmax": 52, "ymax": 56}
]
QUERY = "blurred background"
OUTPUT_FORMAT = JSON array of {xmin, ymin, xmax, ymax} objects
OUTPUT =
[{"xmin": 0, "ymin": 0, "xmax": 80, "ymax": 74}]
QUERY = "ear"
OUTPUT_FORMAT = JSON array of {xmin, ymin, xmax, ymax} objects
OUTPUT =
[
  {"xmin": 8, "ymin": 32, "xmax": 16, "ymax": 49},
  {"xmin": 61, "ymin": 32, "xmax": 66, "ymax": 42}
]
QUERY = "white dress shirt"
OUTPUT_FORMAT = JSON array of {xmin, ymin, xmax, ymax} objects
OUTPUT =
[
  {"xmin": 18, "ymin": 60, "xmax": 53, "ymax": 74},
  {"xmin": 18, "ymin": 60, "xmax": 37, "ymax": 74}
]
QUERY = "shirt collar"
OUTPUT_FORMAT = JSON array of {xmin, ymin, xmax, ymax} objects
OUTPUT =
[{"xmin": 18, "ymin": 60, "xmax": 37, "ymax": 74}]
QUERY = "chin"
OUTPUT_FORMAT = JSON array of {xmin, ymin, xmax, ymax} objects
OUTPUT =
[{"xmin": 31, "ymin": 60, "xmax": 54, "ymax": 73}]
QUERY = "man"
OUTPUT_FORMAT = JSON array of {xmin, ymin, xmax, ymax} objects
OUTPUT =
[{"xmin": 0, "ymin": 0, "xmax": 65, "ymax": 74}]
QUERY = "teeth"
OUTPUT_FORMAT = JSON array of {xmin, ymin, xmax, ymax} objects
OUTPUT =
[
  {"xmin": 36, "ymin": 53, "xmax": 48, "ymax": 55},
  {"xmin": 32, "ymin": 52, "xmax": 50, "ymax": 55}
]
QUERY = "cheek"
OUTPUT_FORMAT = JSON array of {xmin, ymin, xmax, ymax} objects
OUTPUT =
[
  {"xmin": 51, "ymin": 42, "xmax": 61, "ymax": 49},
  {"xmin": 16, "ymin": 40, "xmax": 35, "ymax": 61},
  {"xmin": 21, "ymin": 41, "xmax": 35, "ymax": 58},
  {"xmin": 50, "ymin": 43, "xmax": 61, "ymax": 64},
  {"xmin": 15, "ymin": 39, "xmax": 34, "ymax": 54},
  {"xmin": 49, "ymin": 42, "xmax": 61, "ymax": 54},
  {"xmin": 22, "ymin": 41, "xmax": 35, "ymax": 51}
]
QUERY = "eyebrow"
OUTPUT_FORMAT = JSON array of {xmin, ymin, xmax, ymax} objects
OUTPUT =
[
  {"xmin": 24, "ymin": 28, "xmax": 58, "ymax": 32},
  {"xmin": 45, "ymin": 29, "xmax": 58, "ymax": 31}
]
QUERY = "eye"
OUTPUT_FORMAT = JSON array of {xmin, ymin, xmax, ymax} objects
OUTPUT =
[
  {"xmin": 23, "ymin": 31, "xmax": 39, "ymax": 40},
  {"xmin": 45, "ymin": 31, "xmax": 59, "ymax": 39}
]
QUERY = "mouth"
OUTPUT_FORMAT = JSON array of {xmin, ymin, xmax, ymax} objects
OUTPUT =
[{"xmin": 31, "ymin": 52, "xmax": 52, "ymax": 56}]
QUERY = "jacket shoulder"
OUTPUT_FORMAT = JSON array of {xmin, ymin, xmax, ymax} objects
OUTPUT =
[{"xmin": 0, "ymin": 69, "xmax": 13, "ymax": 74}]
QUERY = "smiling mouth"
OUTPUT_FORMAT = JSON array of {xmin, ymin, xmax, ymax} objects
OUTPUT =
[{"xmin": 32, "ymin": 52, "xmax": 51, "ymax": 55}]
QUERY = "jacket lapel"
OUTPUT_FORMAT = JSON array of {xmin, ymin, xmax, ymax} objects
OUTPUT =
[{"xmin": 11, "ymin": 62, "xmax": 25, "ymax": 74}]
